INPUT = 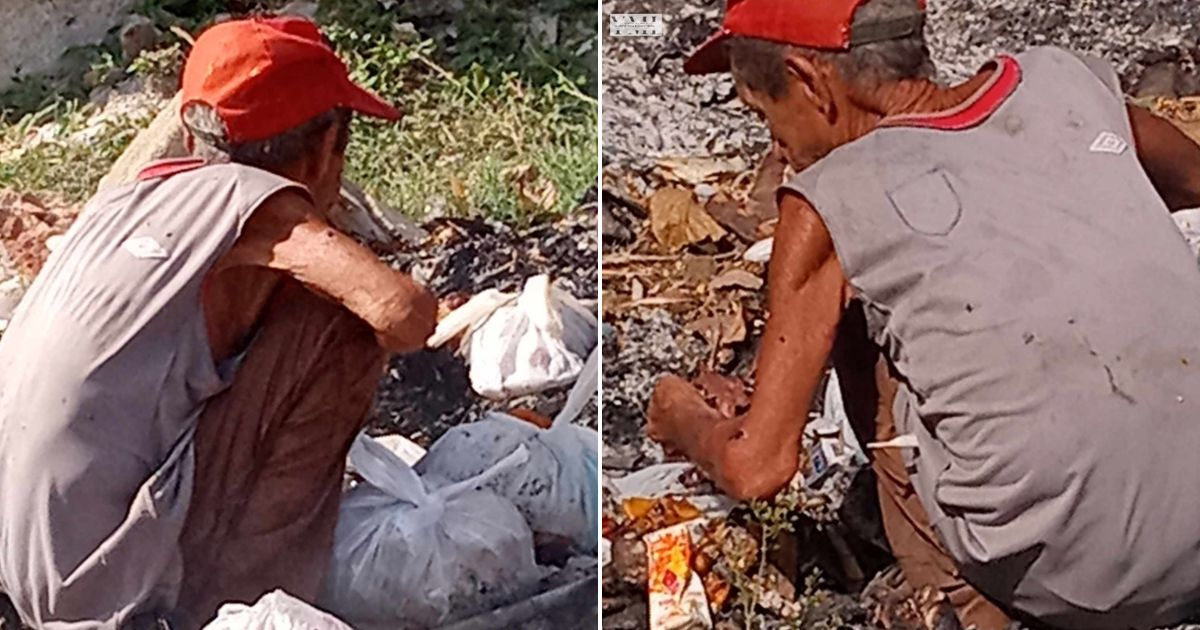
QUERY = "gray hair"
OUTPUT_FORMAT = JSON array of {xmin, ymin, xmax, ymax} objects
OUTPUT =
[
  {"xmin": 728, "ymin": 0, "xmax": 934, "ymax": 100},
  {"xmin": 181, "ymin": 102, "xmax": 352, "ymax": 171}
]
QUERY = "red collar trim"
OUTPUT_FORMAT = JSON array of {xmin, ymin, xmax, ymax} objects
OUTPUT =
[
  {"xmin": 136, "ymin": 157, "xmax": 207, "ymax": 181},
  {"xmin": 879, "ymin": 55, "xmax": 1022, "ymax": 131}
]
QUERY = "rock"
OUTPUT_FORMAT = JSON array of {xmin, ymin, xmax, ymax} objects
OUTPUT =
[
  {"xmin": 119, "ymin": 15, "xmax": 161, "ymax": 63},
  {"xmin": 0, "ymin": 189, "xmax": 79, "ymax": 282},
  {"xmin": 278, "ymin": 1, "xmax": 319, "ymax": 20},
  {"xmin": 1136, "ymin": 62, "xmax": 1182, "ymax": 99},
  {"xmin": 392, "ymin": 22, "xmax": 420, "ymax": 44},
  {"xmin": 0, "ymin": 0, "xmax": 134, "ymax": 92}
]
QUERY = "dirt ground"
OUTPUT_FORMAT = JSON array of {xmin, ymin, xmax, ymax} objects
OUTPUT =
[{"xmin": 601, "ymin": 0, "xmax": 1200, "ymax": 628}]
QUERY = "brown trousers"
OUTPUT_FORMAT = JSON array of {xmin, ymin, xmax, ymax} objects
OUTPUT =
[
  {"xmin": 831, "ymin": 305, "xmax": 1011, "ymax": 630},
  {"xmin": 174, "ymin": 281, "xmax": 386, "ymax": 628}
]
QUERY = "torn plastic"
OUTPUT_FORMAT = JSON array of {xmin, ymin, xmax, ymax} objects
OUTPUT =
[
  {"xmin": 202, "ymin": 590, "xmax": 352, "ymax": 630},
  {"xmin": 427, "ymin": 274, "xmax": 597, "ymax": 400},
  {"xmin": 321, "ymin": 433, "xmax": 543, "ymax": 627},
  {"xmin": 604, "ymin": 463, "xmax": 736, "ymax": 522},
  {"xmin": 416, "ymin": 346, "xmax": 600, "ymax": 551}
]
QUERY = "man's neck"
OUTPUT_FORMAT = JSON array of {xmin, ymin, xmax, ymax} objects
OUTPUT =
[{"xmin": 848, "ymin": 65, "xmax": 997, "ymax": 136}]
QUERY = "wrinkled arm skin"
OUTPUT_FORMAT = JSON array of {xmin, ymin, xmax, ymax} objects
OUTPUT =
[
  {"xmin": 1129, "ymin": 104, "xmax": 1200, "ymax": 212},
  {"xmin": 647, "ymin": 191, "xmax": 847, "ymax": 500},
  {"xmin": 218, "ymin": 189, "xmax": 438, "ymax": 353}
]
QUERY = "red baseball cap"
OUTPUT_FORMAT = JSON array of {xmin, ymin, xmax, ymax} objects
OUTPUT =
[
  {"xmin": 685, "ymin": 0, "xmax": 926, "ymax": 75},
  {"xmin": 181, "ymin": 16, "xmax": 400, "ymax": 143}
]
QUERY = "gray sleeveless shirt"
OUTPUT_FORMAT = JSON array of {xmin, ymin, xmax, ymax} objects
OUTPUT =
[
  {"xmin": 0, "ymin": 160, "xmax": 303, "ymax": 629},
  {"xmin": 783, "ymin": 47, "xmax": 1200, "ymax": 627}
]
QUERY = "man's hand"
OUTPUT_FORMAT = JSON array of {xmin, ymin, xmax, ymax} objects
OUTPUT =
[
  {"xmin": 377, "ymin": 279, "xmax": 437, "ymax": 353},
  {"xmin": 646, "ymin": 374, "xmax": 722, "ymax": 452},
  {"xmin": 643, "ymin": 191, "xmax": 847, "ymax": 501}
]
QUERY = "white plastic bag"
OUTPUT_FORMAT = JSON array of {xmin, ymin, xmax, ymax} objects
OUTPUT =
[
  {"xmin": 427, "ymin": 274, "xmax": 597, "ymax": 399},
  {"xmin": 416, "ymin": 347, "xmax": 599, "ymax": 551},
  {"xmin": 1175, "ymin": 208, "xmax": 1200, "ymax": 264},
  {"xmin": 320, "ymin": 434, "xmax": 543, "ymax": 628},
  {"xmin": 203, "ymin": 590, "xmax": 352, "ymax": 630}
]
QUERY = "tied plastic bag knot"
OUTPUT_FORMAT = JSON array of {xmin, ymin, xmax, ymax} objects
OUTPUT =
[
  {"xmin": 416, "ymin": 347, "xmax": 600, "ymax": 552},
  {"xmin": 321, "ymin": 434, "xmax": 542, "ymax": 627},
  {"xmin": 427, "ymin": 274, "xmax": 597, "ymax": 400},
  {"xmin": 202, "ymin": 590, "xmax": 352, "ymax": 630}
]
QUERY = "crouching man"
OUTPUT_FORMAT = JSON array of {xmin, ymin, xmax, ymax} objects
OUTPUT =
[
  {"xmin": 648, "ymin": 1, "xmax": 1200, "ymax": 628},
  {"xmin": 0, "ymin": 17, "xmax": 437, "ymax": 629}
]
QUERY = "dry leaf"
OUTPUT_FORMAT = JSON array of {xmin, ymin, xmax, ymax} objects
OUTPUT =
[
  {"xmin": 649, "ymin": 187, "xmax": 727, "ymax": 252},
  {"xmin": 681, "ymin": 256, "xmax": 716, "ymax": 285},
  {"xmin": 745, "ymin": 145, "xmax": 787, "ymax": 230},
  {"xmin": 721, "ymin": 301, "xmax": 747, "ymax": 345},
  {"xmin": 710, "ymin": 268, "xmax": 763, "ymax": 291},
  {"xmin": 704, "ymin": 192, "xmax": 760, "ymax": 243},
  {"xmin": 506, "ymin": 406, "xmax": 554, "ymax": 429},
  {"xmin": 1153, "ymin": 96, "xmax": 1200, "ymax": 145},
  {"xmin": 655, "ymin": 156, "xmax": 749, "ymax": 186},
  {"xmin": 506, "ymin": 164, "xmax": 560, "ymax": 214},
  {"xmin": 693, "ymin": 369, "xmax": 751, "ymax": 418}
]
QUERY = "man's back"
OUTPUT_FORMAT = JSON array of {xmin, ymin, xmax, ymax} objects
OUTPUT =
[
  {"xmin": 785, "ymin": 46, "xmax": 1200, "ymax": 628},
  {"xmin": 0, "ymin": 162, "xmax": 299, "ymax": 628}
]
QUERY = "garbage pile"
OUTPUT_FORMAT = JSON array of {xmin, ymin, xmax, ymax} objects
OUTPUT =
[{"xmin": 316, "ymin": 272, "xmax": 599, "ymax": 630}]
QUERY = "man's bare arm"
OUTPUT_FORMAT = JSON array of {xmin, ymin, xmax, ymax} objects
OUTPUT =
[
  {"xmin": 648, "ymin": 191, "xmax": 847, "ymax": 500},
  {"xmin": 1129, "ymin": 104, "xmax": 1200, "ymax": 212},
  {"xmin": 221, "ymin": 190, "xmax": 437, "ymax": 353}
]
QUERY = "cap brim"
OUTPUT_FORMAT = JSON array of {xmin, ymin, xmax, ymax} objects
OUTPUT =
[
  {"xmin": 684, "ymin": 29, "xmax": 732, "ymax": 75},
  {"xmin": 343, "ymin": 81, "xmax": 402, "ymax": 121}
]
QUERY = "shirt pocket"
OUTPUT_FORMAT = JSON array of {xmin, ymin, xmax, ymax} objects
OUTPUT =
[{"xmin": 886, "ymin": 169, "xmax": 963, "ymax": 236}]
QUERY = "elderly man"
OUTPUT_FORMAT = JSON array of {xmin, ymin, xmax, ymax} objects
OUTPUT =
[
  {"xmin": 0, "ymin": 16, "xmax": 436, "ymax": 630},
  {"xmin": 648, "ymin": 0, "xmax": 1200, "ymax": 628}
]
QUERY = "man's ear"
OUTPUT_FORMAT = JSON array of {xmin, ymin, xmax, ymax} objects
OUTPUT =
[
  {"xmin": 311, "ymin": 122, "xmax": 342, "ymax": 180},
  {"xmin": 784, "ymin": 53, "xmax": 837, "ymax": 123}
]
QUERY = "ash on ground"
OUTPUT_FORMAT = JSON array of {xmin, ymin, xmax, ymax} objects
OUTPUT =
[
  {"xmin": 602, "ymin": 0, "xmax": 1200, "ymax": 628},
  {"xmin": 369, "ymin": 199, "xmax": 599, "ymax": 445}
]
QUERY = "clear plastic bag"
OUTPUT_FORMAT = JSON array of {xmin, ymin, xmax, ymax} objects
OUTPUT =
[
  {"xmin": 416, "ymin": 347, "xmax": 599, "ymax": 552},
  {"xmin": 320, "ymin": 434, "xmax": 543, "ymax": 628},
  {"xmin": 202, "ymin": 590, "xmax": 352, "ymax": 630},
  {"xmin": 427, "ymin": 275, "xmax": 597, "ymax": 400}
]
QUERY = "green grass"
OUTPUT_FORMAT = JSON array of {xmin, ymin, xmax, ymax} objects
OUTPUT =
[{"xmin": 0, "ymin": 0, "xmax": 597, "ymax": 221}]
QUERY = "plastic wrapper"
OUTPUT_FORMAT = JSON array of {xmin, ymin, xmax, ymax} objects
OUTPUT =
[
  {"xmin": 416, "ymin": 347, "xmax": 600, "ymax": 551},
  {"xmin": 646, "ymin": 523, "xmax": 712, "ymax": 630},
  {"xmin": 202, "ymin": 590, "xmax": 352, "ymax": 630},
  {"xmin": 320, "ymin": 434, "xmax": 543, "ymax": 627},
  {"xmin": 427, "ymin": 274, "xmax": 597, "ymax": 399}
]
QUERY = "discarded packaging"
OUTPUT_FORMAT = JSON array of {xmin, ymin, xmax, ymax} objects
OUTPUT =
[
  {"xmin": 646, "ymin": 522, "xmax": 712, "ymax": 630},
  {"xmin": 321, "ymin": 434, "xmax": 543, "ymax": 627},
  {"xmin": 780, "ymin": 369, "xmax": 869, "ymax": 522},
  {"xmin": 203, "ymin": 590, "xmax": 352, "ymax": 630},
  {"xmin": 416, "ymin": 347, "xmax": 600, "ymax": 551},
  {"xmin": 427, "ymin": 274, "xmax": 597, "ymax": 399}
]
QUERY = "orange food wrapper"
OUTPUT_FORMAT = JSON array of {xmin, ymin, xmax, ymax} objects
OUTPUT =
[{"xmin": 645, "ymin": 522, "xmax": 712, "ymax": 630}]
